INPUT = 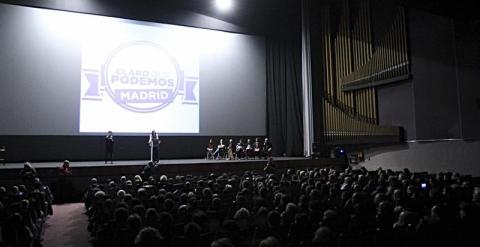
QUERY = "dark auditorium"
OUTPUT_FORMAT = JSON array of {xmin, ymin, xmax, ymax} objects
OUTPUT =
[{"xmin": 1, "ymin": 0, "xmax": 480, "ymax": 246}]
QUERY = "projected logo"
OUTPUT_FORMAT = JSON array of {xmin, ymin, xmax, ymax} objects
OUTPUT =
[{"xmin": 82, "ymin": 41, "xmax": 198, "ymax": 113}]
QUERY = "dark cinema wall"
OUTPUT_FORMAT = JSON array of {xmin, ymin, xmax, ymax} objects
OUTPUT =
[
  {"xmin": 377, "ymin": 8, "xmax": 480, "ymax": 141},
  {"xmin": 368, "ymin": 7, "xmax": 480, "ymax": 174}
]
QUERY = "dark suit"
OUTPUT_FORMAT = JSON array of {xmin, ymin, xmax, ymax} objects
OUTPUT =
[
  {"xmin": 150, "ymin": 136, "xmax": 161, "ymax": 162},
  {"xmin": 105, "ymin": 136, "xmax": 114, "ymax": 163}
]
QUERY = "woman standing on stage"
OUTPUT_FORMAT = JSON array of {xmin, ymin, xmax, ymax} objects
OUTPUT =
[
  {"xmin": 149, "ymin": 130, "xmax": 161, "ymax": 164},
  {"xmin": 105, "ymin": 131, "xmax": 114, "ymax": 164}
]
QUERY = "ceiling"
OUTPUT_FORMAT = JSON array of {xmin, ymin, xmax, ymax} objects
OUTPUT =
[
  {"xmin": 0, "ymin": 0, "xmax": 476, "ymax": 32},
  {"xmin": 0, "ymin": 0, "xmax": 302, "ymax": 34},
  {"xmin": 159, "ymin": 0, "xmax": 302, "ymax": 33},
  {"xmin": 166, "ymin": 0, "xmax": 479, "ymax": 29}
]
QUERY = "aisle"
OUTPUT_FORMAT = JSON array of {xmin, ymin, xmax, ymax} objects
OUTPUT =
[{"xmin": 43, "ymin": 203, "xmax": 91, "ymax": 247}]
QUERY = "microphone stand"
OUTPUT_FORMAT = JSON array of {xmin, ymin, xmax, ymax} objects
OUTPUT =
[{"xmin": 149, "ymin": 137, "xmax": 153, "ymax": 163}]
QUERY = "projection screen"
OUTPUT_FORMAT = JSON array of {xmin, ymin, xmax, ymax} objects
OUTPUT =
[{"xmin": 0, "ymin": 3, "xmax": 266, "ymax": 136}]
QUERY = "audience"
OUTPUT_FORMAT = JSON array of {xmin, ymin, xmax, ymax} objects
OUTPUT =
[
  {"xmin": 0, "ymin": 170, "xmax": 54, "ymax": 247},
  {"xmin": 19, "ymin": 162, "xmax": 38, "ymax": 184},
  {"xmin": 6, "ymin": 161, "xmax": 480, "ymax": 247},
  {"xmin": 82, "ymin": 166, "xmax": 480, "ymax": 247}
]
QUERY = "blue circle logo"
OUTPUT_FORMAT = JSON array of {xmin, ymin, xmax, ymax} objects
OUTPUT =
[{"xmin": 102, "ymin": 41, "xmax": 184, "ymax": 113}]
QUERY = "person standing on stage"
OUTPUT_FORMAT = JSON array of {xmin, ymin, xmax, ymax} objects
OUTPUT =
[
  {"xmin": 105, "ymin": 131, "xmax": 114, "ymax": 164},
  {"xmin": 149, "ymin": 130, "xmax": 161, "ymax": 164},
  {"xmin": 262, "ymin": 138, "xmax": 272, "ymax": 159}
]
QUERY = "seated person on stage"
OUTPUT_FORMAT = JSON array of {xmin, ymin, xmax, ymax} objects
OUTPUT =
[
  {"xmin": 262, "ymin": 138, "xmax": 272, "ymax": 159},
  {"xmin": 206, "ymin": 138, "xmax": 215, "ymax": 159},
  {"xmin": 245, "ymin": 139, "xmax": 254, "ymax": 159},
  {"xmin": 213, "ymin": 139, "xmax": 226, "ymax": 159},
  {"xmin": 253, "ymin": 137, "xmax": 262, "ymax": 159},
  {"xmin": 236, "ymin": 139, "xmax": 245, "ymax": 159},
  {"xmin": 227, "ymin": 139, "xmax": 235, "ymax": 160}
]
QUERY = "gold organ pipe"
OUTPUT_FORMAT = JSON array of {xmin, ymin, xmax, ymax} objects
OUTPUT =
[
  {"xmin": 401, "ymin": 8, "xmax": 408, "ymax": 75},
  {"xmin": 345, "ymin": 1, "xmax": 353, "ymax": 110},
  {"xmin": 326, "ymin": 101, "xmax": 329, "ymax": 140},
  {"xmin": 340, "ymin": 15, "xmax": 346, "ymax": 106},
  {"xmin": 380, "ymin": 31, "xmax": 386, "ymax": 81},
  {"xmin": 392, "ymin": 13, "xmax": 398, "ymax": 77},
  {"xmin": 372, "ymin": 88, "xmax": 377, "ymax": 123},
  {"xmin": 353, "ymin": 18, "xmax": 361, "ymax": 70},
  {"xmin": 361, "ymin": 1, "xmax": 367, "ymax": 119},
  {"xmin": 326, "ymin": 101, "xmax": 329, "ymax": 139},
  {"xmin": 367, "ymin": 89, "xmax": 370, "ymax": 120},
  {"xmin": 365, "ymin": 89, "xmax": 370, "ymax": 121},
  {"xmin": 329, "ymin": 29, "xmax": 334, "ymax": 97},
  {"xmin": 326, "ymin": 18, "xmax": 331, "ymax": 97},
  {"xmin": 358, "ymin": 89, "xmax": 362, "ymax": 119},
  {"xmin": 372, "ymin": 89, "xmax": 376, "ymax": 122},
  {"xmin": 339, "ymin": 33, "xmax": 343, "ymax": 104},
  {"xmin": 345, "ymin": 2, "xmax": 350, "ymax": 108},
  {"xmin": 361, "ymin": 0, "xmax": 367, "ymax": 65},
  {"xmin": 324, "ymin": 23, "xmax": 329, "ymax": 98},
  {"xmin": 335, "ymin": 37, "xmax": 339, "ymax": 101},
  {"xmin": 391, "ymin": 15, "xmax": 397, "ymax": 76},
  {"xmin": 366, "ymin": 0, "xmax": 373, "ymax": 123},
  {"xmin": 363, "ymin": 90, "xmax": 367, "ymax": 121},
  {"xmin": 325, "ymin": 13, "xmax": 329, "ymax": 97},
  {"xmin": 396, "ymin": 10, "xmax": 400, "ymax": 74},
  {"xmin": 384, "ymin": 23, "xmax": 393, "ymax": 79},
  {"xmin": 339, "ymin": 34, "xmax": 344, "ymax": 104}
]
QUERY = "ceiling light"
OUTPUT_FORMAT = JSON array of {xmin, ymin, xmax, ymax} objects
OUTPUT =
[{"xmin": 215, "ymin": 0, "xmax": 233, "ymax": 12}]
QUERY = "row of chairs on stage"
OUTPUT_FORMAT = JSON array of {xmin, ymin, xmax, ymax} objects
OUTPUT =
[{"xmin": 205, "ymin": 137, "xmax": 272, "ymax": 160}]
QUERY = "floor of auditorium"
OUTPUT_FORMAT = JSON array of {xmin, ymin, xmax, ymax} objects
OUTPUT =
[{"xmin": 43, "ymin": 203, "xmax": 90, "ymax": 247}]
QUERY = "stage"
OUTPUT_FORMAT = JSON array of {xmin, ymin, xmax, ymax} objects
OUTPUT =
[
  {"xmin": 0, "ymin": 156, "xmax": 311, "ymax": 169},
  {"xmin": 0, "ymin": 156, "xmax": 345, "ymax": 181}
]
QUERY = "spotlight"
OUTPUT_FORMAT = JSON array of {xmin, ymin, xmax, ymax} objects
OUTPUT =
[{"xmin": 215, "ymin": 0, "xmax": 233, "ymax": 12}]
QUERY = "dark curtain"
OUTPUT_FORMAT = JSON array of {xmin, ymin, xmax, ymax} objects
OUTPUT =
[{"xmin": 266, "ymin": 35, "xmax": 304, "ymax": 156}]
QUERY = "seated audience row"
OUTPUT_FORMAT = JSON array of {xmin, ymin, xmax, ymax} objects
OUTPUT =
[
  {"xmin": 0, "ymin": 162, "xmax": 54, "ymax": 247},
  {"xmin": 83, "ymin": 166, "xmax": 480, "ymax": 247},
  {"xmin": 206, "ymin": 137, "xmax": 272, "ymax": 160}
]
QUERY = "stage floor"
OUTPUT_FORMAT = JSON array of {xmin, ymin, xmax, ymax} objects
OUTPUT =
[{"xmin": 0, "ymin": 157, "xmax": 308, "ymax": 170}]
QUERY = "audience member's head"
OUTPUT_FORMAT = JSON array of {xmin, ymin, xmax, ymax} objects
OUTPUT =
[
  {"xmin": 134, "ymin": 227, "xmax": 164, "ymax": 247},
  {"xmin": 259, "ymin": 236, "xmax": 280, "ymax": 247},
  {"xmin": 211, "ymin": 237, "xmax": 234, "ymax": 247}
]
